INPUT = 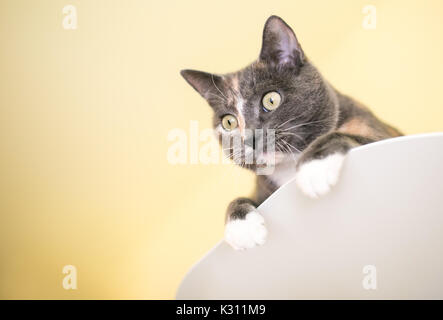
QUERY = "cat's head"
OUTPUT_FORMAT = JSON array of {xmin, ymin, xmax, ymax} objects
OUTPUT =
[{"xmin": 181, "ymin": 16, "xmax": 338, "ymax": 172}]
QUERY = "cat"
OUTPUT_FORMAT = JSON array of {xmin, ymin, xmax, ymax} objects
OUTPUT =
[{"xmin": 181, "ymin": 15, "xmax": 402, "ymax": 250}]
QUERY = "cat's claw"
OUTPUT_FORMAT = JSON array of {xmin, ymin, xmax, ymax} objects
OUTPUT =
[
  {"xmin": 224, "ymin": 211, "xmax": 267, "ymax": 250},
  {"xmin": 295, "ymin": 153, "xmax": 345, "ymax": 198}
]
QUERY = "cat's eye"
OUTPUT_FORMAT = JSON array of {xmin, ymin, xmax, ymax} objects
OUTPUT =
[
  {"xmin": 262, "ymin": 91, "xmax": 282, "ymax": 111},
  {"xmin": 221, "ymin": 114, "xmax": 238, "ymax": 131}
]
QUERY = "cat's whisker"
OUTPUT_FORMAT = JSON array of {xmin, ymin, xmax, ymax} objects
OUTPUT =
[
  {"xmin": 280, "ymin": 118, "xmax": 329, "ymax": 132},
  {"xmin": 274, "ymin": 141, "xmax": 282, "ymax": 153},
  {"xmin": 275, "ymin": 140, "xmax": 287, "ymax": 154},
  {"xmin": 280, "ymin": 141, "xmax": 295, "ymax": 161},
  {"xmin": 277, "ymin": 140, "xmax": 289, "ymax": 153},
  {"xmin": 276, "ymin": 115, "xmax": 304, "ymax": 129},
  {"xmin": 277, "ymin": 131, "xmax": 304, "ymax": 141},
  {"xmin": 206, "ymin": 92, "xmax": 227, "ymax": 103},
  {"xmin": 282, "ymin": 138, "xmax": 302, "ymax": 154},
  {"xmin": 282, "ymin": 119, "xmax": 327, "ymax": 131},
  {"xmin": 211, "ymin": 74, "xmax": 228, "ymax": 101},
  {"xmin": 275, "ymin": 107, "xmax": 320, "ymax": 130},
  {"xmin": 279, "ymin": 139, "xmax": 299, "ymax": 164},
  {"xmin": 225, "ymin": 148, "xmax": 244, "ymax": 162}
]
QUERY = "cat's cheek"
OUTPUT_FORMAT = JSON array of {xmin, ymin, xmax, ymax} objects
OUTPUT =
[
  {"xmin": 224, "ymin": 211, "xmax": 268, "ymax": 250},
  {"xmin": 295, "ymin": 153, "xmax": 346, "ymax": 198}
]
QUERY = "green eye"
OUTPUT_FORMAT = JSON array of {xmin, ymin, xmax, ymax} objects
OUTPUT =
[
  {"xmin": 262, "ymin": 91, "xmax": 282, "ymax": 111},
  {"xmin": 221, "ymin": 114, "xmax": 238, "ymax": 131}
]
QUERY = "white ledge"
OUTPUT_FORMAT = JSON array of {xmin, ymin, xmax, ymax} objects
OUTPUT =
[{"xmin": 177, "ymin": 133, "xmax": 443, "ymax": 299}]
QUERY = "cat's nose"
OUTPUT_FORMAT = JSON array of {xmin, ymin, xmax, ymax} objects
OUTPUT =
[
  {"xmin": 244, "ymin": 133, "xmax": 256, "ymax": 150},
  {"xmin": 245, "ymin": 130, "xmax": 266, "ymax": 150}
]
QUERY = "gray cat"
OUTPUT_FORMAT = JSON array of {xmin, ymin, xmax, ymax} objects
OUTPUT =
[{"xmin": 181, "ymin": 16, "xmax": 402, "ymax": 250}]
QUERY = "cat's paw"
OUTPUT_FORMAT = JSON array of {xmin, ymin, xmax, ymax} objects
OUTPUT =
[
  {"xmin": 295, "ymin": 153, "xmax": 345, "ymax": 198},
  {"xmin": 224, "ymin": 211, "xmax": 267, "ymax": 250}
]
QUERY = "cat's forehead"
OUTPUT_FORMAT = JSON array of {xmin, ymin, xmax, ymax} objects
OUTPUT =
[
  {"xmin": 220, "ymin": 63, "xmax": 279, "ymax": 117},
  {"xmin": 227, "ymin": 61, "xmax": 293, "ymax": 98},
  {"xmin": 233, "ymin": 62, "xmax": 264, "ymax": 86}
]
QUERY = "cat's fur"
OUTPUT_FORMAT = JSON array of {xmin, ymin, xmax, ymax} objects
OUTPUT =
[{"xmin": 181, "ymin": 16, "xmax": 402, "ymax": 250}]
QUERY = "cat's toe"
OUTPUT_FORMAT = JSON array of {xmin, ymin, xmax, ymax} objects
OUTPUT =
[
  {"xmin": 295, "ymin": 153, "xmax": 345, "ymax": 198},
  {"xmin": 224, "ymin": 211, "xmax": 267, "ymax": 250}
]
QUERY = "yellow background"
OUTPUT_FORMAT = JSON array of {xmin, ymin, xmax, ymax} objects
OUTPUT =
[{"xmin": 1, "ymin": 0, "xmax": 442, "ymax": 299}]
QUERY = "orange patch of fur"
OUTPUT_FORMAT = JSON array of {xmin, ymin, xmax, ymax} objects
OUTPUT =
[
  {"xmin": 230, "ymin": 75, "xmax": 246, "ymax": 138},
  {"xmin": 338, "ymin": 118, "xmax": 375, "ymax": 138}
]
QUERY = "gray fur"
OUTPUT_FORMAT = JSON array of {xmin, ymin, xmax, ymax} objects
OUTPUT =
[{"xmin": 181, "ymin": 16, "xmax": 402, "ymax": 222}]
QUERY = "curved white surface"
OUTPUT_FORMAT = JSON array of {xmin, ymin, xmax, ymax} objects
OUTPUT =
[{"xmin": 177, "ymin": 133, "xmax": 443, "ymax": 299}]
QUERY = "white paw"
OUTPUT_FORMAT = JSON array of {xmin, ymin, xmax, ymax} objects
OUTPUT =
[
  {"xmin": 295, "ymin": 153, "xmax": 345, "ymax": 198},
  {"xmin": 224, "ymin": 211, "xmax": 268, "ymax": 250}
]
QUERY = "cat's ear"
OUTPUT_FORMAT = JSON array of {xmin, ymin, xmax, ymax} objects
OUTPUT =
[
  {"xmin": 259, "ymin": 16, "xmax": 305, "ymax": 68},
  {"xmin": 180, "ymin": 69, "xmax": 224, "ymax": 100}
]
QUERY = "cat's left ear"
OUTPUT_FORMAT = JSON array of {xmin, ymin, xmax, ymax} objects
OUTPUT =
[
  {"xmin": 180, "ymin": 69, "xmax": 224, "ymax": 100},
  {"xmin": 259, "ymin": 16, "xmax": 305, "ymax": 69}
]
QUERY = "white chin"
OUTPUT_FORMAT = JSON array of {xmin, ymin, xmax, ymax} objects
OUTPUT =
[{"xmin": 256, "ymin": 151, "xmax": 286, "ymax": 165}]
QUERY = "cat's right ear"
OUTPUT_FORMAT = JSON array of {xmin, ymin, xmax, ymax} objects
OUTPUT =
[
  {"xmin": 180, "ymin": 69, "xmax": 224, "ymax": 100},
  {"xmin": 259, "ymin": 16, "xmax": 305, "ymax": 69}
]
